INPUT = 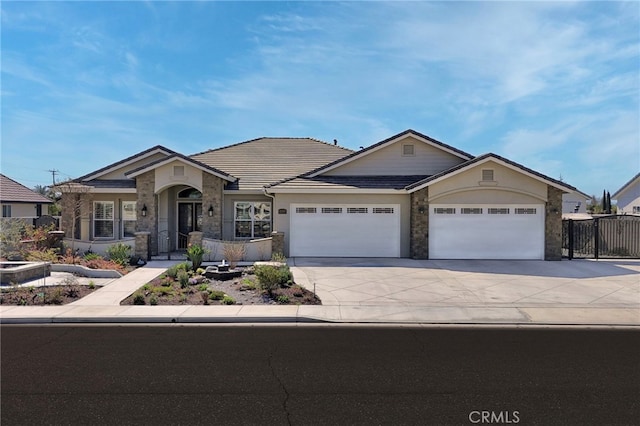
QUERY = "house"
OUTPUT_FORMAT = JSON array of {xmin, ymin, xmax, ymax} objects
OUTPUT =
[
  {"xmin": 58, "ymin": 129, "xmax": 578, "ymax": 261},
  {"xmin": 562, "ymin": 190, "xmax": 590, "ymax": 214},
  {"xmin": 0, "ymin": 174, "xmax": 53, "ymax": 221},
  {"xmin": 612, "ymin": 172, "xmax": 640, "ymax": 215}
]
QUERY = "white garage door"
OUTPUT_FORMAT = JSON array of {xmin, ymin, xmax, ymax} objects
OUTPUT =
[
  {"xmin": 290, "ymin": 204, "xmax": 401, "ymax": 257},
  {"xmin": 429, "ymin": 204, "xmax": 545, "ymax": 260}
]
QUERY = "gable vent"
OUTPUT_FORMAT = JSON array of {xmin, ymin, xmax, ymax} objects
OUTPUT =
[
  {"xmin": 174, "ymin": 165, "xmax": 185, "ymax": 176},
  {"xmin": 402, "ymin": 144, "xmax": 415, "ymax": 156},
  {"xmin": 482, "ymin": 169, "xmax": 494, "ymax": 181}
]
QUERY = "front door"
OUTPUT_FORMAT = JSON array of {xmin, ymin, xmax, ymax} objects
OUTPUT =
[{"xmin": 178, "ymin": 202, "xmax": 202, "ymax": 249}]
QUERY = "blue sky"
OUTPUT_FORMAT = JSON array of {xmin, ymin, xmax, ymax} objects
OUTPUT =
[{"xmin": 2, "ymin": 1, "xmax": 638, "ymax": 197}]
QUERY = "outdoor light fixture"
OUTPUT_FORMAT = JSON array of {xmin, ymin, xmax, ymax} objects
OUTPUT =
[
  {"xmin": 141, "ymin": 204, "xmax": 147, "ymax": 217},
  {"xmin": 208, "ymin": 205, "xmax": 214, "ymax": 217}
]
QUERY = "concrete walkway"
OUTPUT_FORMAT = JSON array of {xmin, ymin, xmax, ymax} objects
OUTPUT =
[{"xmin": 1, "ymin": 259, "xmax": 638, "ymax": 325}]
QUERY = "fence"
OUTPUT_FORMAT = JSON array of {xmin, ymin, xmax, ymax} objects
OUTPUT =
[{"xmin": 562, "ymin": 215, "xmax": 640, "ymax": 259}]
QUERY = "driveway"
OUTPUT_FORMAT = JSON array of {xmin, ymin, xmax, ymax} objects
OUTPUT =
[{"xmin": 290, "ymin": 258, "xmax": 640, "ymax": 311}]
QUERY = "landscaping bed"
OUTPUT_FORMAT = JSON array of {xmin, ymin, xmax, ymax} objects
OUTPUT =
[
  {"xmin": 121, "ymin": 263, "xmax": 321, "ymax": 306},
  {"xmin": 0, "ymin": 278, "xmax": 99, "ymax": 306}
]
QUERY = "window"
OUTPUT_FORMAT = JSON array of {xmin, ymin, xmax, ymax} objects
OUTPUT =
[
  {"xmin": 2, "ymin": 205, "xmax": 11, "ymax": 218},
  {"xmin": 296, "ymin": 207, "xmax": 317, "ymax": 214},
  {"xmin": 178, "ymin": 188, "xmax": 202, "ymax": 199},
  {"xmin": 482, "ymin": 169, "xmax": 494, "ymax": 181},
  {"xmin": 347, "ymin": 207, "xmax": 368, "ymax": 214},
  {"xmin": 122, "ymin": 201, "xmax": 137, "ymax": 238},
  {"xmin": 434, "ymin": 207, "xmax": 455, "ymax": 214},
  {"xmin": 94, "ymin": 201, "xmax": 114, "ymax": 238},
  {"xmin": 488, "ymin": 207, "xmax": 510, "ymax": 215},
  {"xmin": 633, "ymin": 206, "xmax": 640, "ymax": 214},
  {"xmin": 235, "ymin": 202, "xmax": 271, "ymax": 239},
  {"xmin": 402, "ymin": 144, "xmax": 415, "ymax": 156},
  {"xmin": 321, "ymin": 207, "xmax": 342, "ymax": 214},
  {"xmin": 372, "ymin": 207, "xmax": 394, "ymax": 214},
  {"xmin": 461, "ymin": 208, "xmax": 482, "ymax": 214},
  {"xmin": 515, "ymin": 208, "xmax": 536, "ymax": 215}
]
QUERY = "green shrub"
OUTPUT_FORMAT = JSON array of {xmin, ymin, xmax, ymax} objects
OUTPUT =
[
  {"xmin": 106, "ymin": 243, "xmax": 131, "ymax": 266},
  {"xmin": 208, "ymin": 290, "xmax": 225, "ymax": 301},
  {"xmin": 177, "ymin": 270, "xmax": 190, "ymax": 289},
  {"xmin": 166, "ymin": 265, "xmax": 179, "ymax": 279},
  {"xmin": 197, "ymin": 283, "xmax": 209, "ymax": 292},
  {"xmin": 276, "ymin": 295, "xmax": 289, "ymax": 304},
  {"xmin": 152, "ymin": 286, "xmax": 174, "ymax": 296},
  {"xmin": 133, "ymin": 293, "xmax": 145, "ymax": 305},
  {"xmin": 186, "ymin": 244, "xmax": 209, "ymax": 271},
  {"xmin": 254, "ymin": 265, "xmax": 293, "ymax": 294},
  {"xmin": 88, "ymin": 280, "xmax": 96, "ymax": 290},
  {"xmin": 221, "ymin": 295, "xmax": 235, "ymax": 305},
  {"xmin": 150, "ymin": 296, "xmax": 158, "ymax": 306},
  {"xmin": 83, "ymin": 252, "xmax": 102, "ymax": 261},
  {"xmin": 25, "ymin": 248, "xmax": 59, "ymax": 262},
  {"xmin": 271, "ymin": 252, "xmax": 287, "ymax": 263},
  {"xmin": 196, "ymin": 267, "xmax": 206, "ymax": 275}
]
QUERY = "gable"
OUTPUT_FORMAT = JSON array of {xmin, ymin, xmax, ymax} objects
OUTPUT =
[
  {"xmin": 96, "ymin": 152, "xmax": 172, "ymax": 180},
  {"xmin": 429, "ymin": 159, "xmax": 549, "ymax": 203},
  {"xmin": 322, "ymin": 135, "xmax": 468, "ymax": 177},
  {"xmin": 78, "ymin": 146, "xmax": 176, "ymax": 182}
]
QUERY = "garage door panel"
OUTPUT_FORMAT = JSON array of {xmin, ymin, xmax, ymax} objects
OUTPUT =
[
  {"xmin": 291, "ymin": 204, "xmax": 400, "ymax": 257},
  {"xmin": 430, "ymin": 204, "xmax": 544, "ymax": 260}
]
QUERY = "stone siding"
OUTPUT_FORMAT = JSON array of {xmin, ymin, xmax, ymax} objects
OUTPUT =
[
  {"xmin": 134, "ymin": 231, "xmax": 150, "ymax": 261},
  {"xmin": 271, "ymin": 231, "xmax": 285, "ymax": 257},
  {"xmin": 410, "ymin": 187, "xmax": 429, "ymax": 259},
  {"xmin": 201, "ymin": 173, "xmax": 224, "ymax": 239},
  {"xmin": 545, "ymin": 185, "xmax": 563, "ymax": 260},
  {"xmin": 135, "ymin": 171, "xmax": 157, "ymax": 254}
]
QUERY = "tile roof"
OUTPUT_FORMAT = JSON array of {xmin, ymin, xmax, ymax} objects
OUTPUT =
[
  {"xmin": 190, "ymin": 137, "xmax": 354, "ymax": 191},
  {"xmin": 76, "ymin": 145, "xmax": 178, "ymax": 182},
  {"xmin": 0, "ymin": 174, "xmax": 53, "ymax": 204},
  {"xmin": 267, "ymin": 175, "xmax": 430, "ymax": 191}
]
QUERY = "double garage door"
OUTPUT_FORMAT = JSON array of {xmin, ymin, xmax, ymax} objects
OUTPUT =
[
  {"xmin": 290, "ymin": 204, "xmax": 401, "ymax": 257},
  {"xmin": 429, "ymin": 204, "xmax": 545, "ymax": 260}
]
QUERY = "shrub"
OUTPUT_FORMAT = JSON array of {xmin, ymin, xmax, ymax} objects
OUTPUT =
[
  {"xmin": 88, "ymin": 281, "xmax": 96, "ymax": 290},
  {"xmin": 254, "ymin": 265, "xmax": 293, "ymax": 295},
  {"xmin": 133, "ymin": 293, "xmax": 145, "ymax": 305},
  {"xmin": 166, "ymin": 265, "xmax": 179, "ymax": 279},
  {"xmin": 197, "ymin": 283, "xmax": 209, "ymax": 292},
  {"xmin": 150, "ymin": 296, "xmax": 158, "ymax": 306},
  {"xmin": 25, "ymin": 248, "xmax": 59, "ymax": 262},
  {"xmin": 83, "ymin": 252, "xmax": 102, "ymax": 261},
  {"xmin": 208, "ymin": 290, "xmax": 225, "ymax": 301},
  {"xmin": 276, "ymin": 295, "xmax": 289, "ymax": 304},
  {"xmin": 186, "ymin": 244, "xmax": 209, "ymax": 271},
  {"xmin": 177, "ymin": 270, "xmax": 190, "ymax": 289},
  {"xmin": 271, "ymin": 252, "xmax": 287, "ymax": 263},
  {"xmin": 152, "ymin": 286, "xmax": 174, "ymax": 296},
  {"xmin": 106, "ymin": 243, "xmax": 131, "ymax": 266},
  {"xmin": 223, "ymin": 243, "xmax": 246, "ymax": 269},
  {"xmin": 196, "ymin": 267, "xmax": 206, "ymax": 275},
  {"xmin": 221, "ymin": 295, "xmax": 235, "ymax": 305}
]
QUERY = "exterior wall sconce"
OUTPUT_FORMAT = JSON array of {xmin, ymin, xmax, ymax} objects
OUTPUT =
[
  {"xmin": 208, "ymin": 205, "xmax": 214, "ymax": 217},
  {"xmin": 418, "ymin": 206, "xmax": 426, "ymax": 214},
  {"xmin": 141, "ymin": 204, "xmax": 147, "ymax": 217}
]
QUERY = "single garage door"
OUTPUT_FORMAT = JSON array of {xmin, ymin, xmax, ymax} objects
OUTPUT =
[
  {"xmin": 290, "ymin": 204, "xmax": 401, "ymax": 257},
  {"xmin": 429, "ymin": 204, "xmax": 545, "ymax": 260}
]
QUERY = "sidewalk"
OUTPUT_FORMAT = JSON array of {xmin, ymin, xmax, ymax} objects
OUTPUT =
[{"xmin": 1, "ymin": 260, "xmax": 638, "ymax": 326}]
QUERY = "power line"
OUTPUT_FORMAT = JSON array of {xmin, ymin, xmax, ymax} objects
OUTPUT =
[{"xmin": 48, "ymin": 169, "xmax": 59, "ymax": 186}]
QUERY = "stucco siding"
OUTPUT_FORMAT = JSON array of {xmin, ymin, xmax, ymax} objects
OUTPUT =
[
  {"xmin": 429, "ymin": 161, "xmax": 548, "ymax": 203},
  {"xmin": 1, "ymin": 203, "xmax": 40, "ymax": 218},
  {"xmin": 274, "ymin": 193, "xmax": 411, "ymax": 257},
  {"xmin": 155, "ymin": 161, "xmax": 204, "ymax": 193},
  {"xmin": 616, "ymin": 181, "xmax": 640, "ymax": 214},
  {"xmin": 323, "ymin": 136, "xmax": 466, "ymax": 176},
  {"xmin": 98, "ymin": 153, "xmax": 170, "ymax": 180}
]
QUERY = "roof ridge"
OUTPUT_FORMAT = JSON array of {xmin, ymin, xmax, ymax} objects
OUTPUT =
[{"xmin": 189, "ymin": 136, "xmax": 353, "ymax": 157}]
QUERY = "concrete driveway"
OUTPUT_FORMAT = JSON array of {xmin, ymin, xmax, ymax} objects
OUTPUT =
[{"xmin": 290, "ymin": 258, "xmax": 640, "ymax": 311}]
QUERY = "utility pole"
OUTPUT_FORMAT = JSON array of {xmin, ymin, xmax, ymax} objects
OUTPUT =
[{"xmin": 48, "ymin": 169, "xmax": 59, "ymax": 186}]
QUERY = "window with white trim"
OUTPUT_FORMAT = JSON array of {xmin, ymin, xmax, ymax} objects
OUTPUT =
[
  {"xmin": 434, "ymin": 207, "xmax": 456, "ymax": 214},
  {"xmin": 234, "ymin": 202, "xmax": 271, "ymax": 238},
  {"xmin": 515, "ymin": 208, "xmax": 536, "ymax": 215},
  {"xmin": 94, "ymin": 201, "xmax": 114, "ymax": 238},
  {"xmin": 461, "ymin": 208, "xmax": 482, "ymax": 214},
  {"xmin": 2, "ymin": 205, "xmax": 11, "ymax": 218},
  {"xmin": 122, "ymin": 201, "xmax": 137, "ymax": 238},
  {"xmin": 488, "ymin": 207, "xmax": 509, "ymax": 215}
]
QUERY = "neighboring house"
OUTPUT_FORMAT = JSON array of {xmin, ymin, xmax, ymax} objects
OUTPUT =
[
  {"xmin": 0, "ymin": 174, "xmax": 53, "ymax": 220},
  {"xmin": 58, "ymin": 129, "xmax": 578, "ymax": 260},
  {"xmin": 612, "ymin": 172, "xmax": 640, "ymax": 215},
  {"xmin": 562, "ymin": 190, "xmax": 590, "ymax": 214}
]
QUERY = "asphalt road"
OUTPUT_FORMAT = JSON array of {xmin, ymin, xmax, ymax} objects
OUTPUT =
[{"xmin": 1, "ymin": 325, "xmax": 638, "ymax": 425}]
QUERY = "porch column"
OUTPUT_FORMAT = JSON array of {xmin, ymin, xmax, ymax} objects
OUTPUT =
[
  {"xmin": 201, "ymin": 173, "xmax": 224, "ymax": 239},
  {"xmin": 271, "ymin": 231, "xmax": 285, "ymax": 257},
  {"xmin": 545, "ymin": 185, "xmax": 563, "ymax": 260},
  {"xmin": 410, "ymin": 187, "xmax": 429, "ymax": 259},
  {"xmin": 135, "ymin": 231, "xmax": 150, "ymax": 261},
  {"xmin": 135, "ymin": 171, "xmax": 158, "ymax": 255}
]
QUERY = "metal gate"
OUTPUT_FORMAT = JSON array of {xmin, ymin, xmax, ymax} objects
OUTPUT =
[{"xmin": 563, "ymin": 215, "xmax": 640, "ymax": 259}]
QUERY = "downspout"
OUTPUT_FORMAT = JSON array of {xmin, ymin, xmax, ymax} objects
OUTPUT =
[{"xmin": 262, "ymin": 186, "xmax": 276, "ymax": 232}]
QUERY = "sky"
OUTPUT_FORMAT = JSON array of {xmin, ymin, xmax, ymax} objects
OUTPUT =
[{"xmin": 1, "ymin": 1, "xmax": 638, "ymax": 197}]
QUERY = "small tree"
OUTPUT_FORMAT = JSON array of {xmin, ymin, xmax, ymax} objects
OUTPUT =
[
  {"xmin": 55, "ymin": 181, "xmax": 93, "ymax": 261},
  {"xmin": 606, "ymin": 191, "xmax": 612, "ymax": 214}
]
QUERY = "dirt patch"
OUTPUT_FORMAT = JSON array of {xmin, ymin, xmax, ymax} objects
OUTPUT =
[
  {"xmin": 120, "ymin": 267, "xmax": 321, "ymax": 306},
  {"xmin": 1, "ymin": 284, "xmax": 98, "ymax": 306}
]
